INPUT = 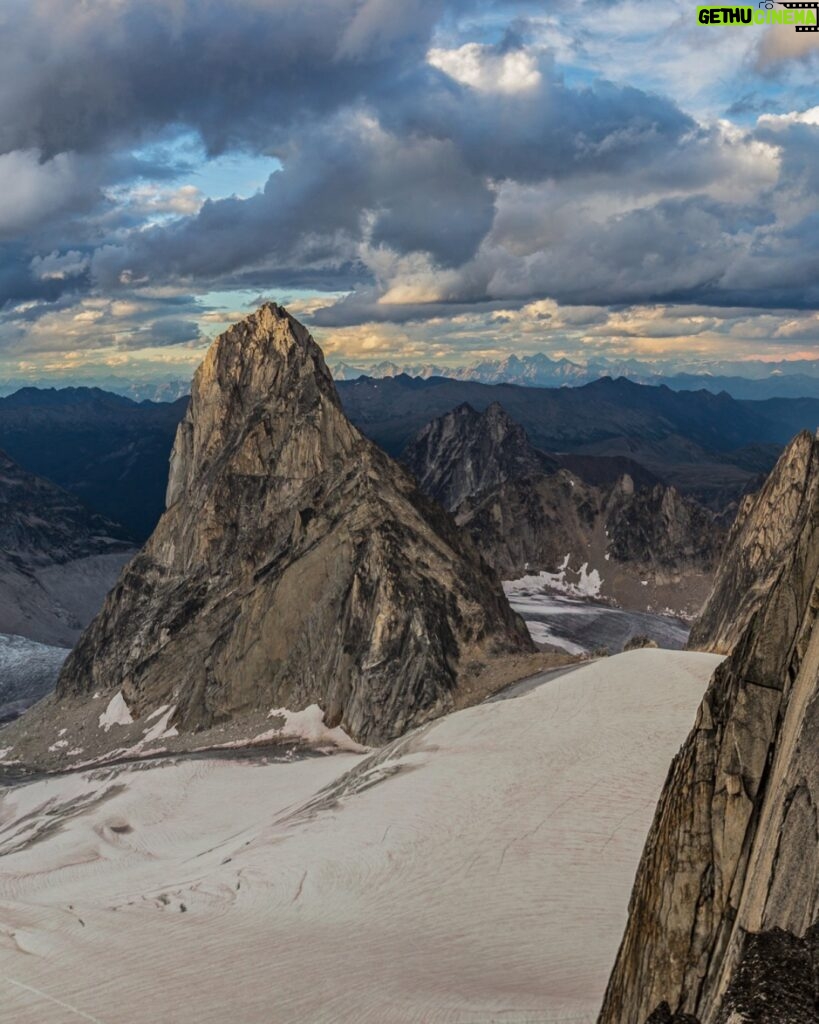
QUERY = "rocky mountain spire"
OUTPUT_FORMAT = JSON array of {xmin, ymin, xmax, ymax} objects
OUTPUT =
[
  {"xmin": 402, "ymin": 400, "xmax": 558, "ymax": 511},
  {"xmin": 55, "ymin": 304, "xmax": 533, "ymax": 746},
  {"xmin": 598, "ymin": 429, "xmax": 819, "ymax": 1023}
]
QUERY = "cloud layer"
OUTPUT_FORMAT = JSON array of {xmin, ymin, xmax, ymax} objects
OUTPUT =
[{"xmin": 0, "ymin": 0, "xmax": 817, "ymax": 380}]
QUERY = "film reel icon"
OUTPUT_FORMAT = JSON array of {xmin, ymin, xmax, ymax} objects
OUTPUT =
[{"xmin": 778, "ymin": 0, "xmax": 819, "ymax": 30}]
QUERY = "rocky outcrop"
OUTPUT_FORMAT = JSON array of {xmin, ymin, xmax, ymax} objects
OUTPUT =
[
  {"xmin": 623, "ymin": 636, "xmax": 659, "ymax": 652},
  {"xmin": 688, "ymin": 430, "xmax": 819, "ymax": 654},
  {"xmin": 403, "ymin": 402, "xmax": 558, "ymax": 509},
  {"xmin": 597, "ymin": 430, "xmax": 819, "ymax": 1024},
  {"xmin": 403, "ymin": 404, "xmax": 722, "ymax": 617},
  {"xmin": 638, "ymin": 925, "xmax": 819, "ymax": 1024},
  {"xmin": 55, "ymin": 304, "xmax": 533, "ymax": 747},
  {"xmin": 0, "ymin": 449, "xmax": 133, "ymax": 645},
  {"xmin": 605, "ymin": 482, "xmax": 719, "ymax": 576}
]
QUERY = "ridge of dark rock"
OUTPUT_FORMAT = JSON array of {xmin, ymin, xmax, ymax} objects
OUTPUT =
[
  {"xmin": 0, "ymin": 447, "xmax": 134, "ymax": 647},
  {"xmin": 402, "ymin": 400, "xmax": 558, "ymax": 510},
  {"xmin": 688, "ymin": 429, "xmax": 819, "ymax": 654}
]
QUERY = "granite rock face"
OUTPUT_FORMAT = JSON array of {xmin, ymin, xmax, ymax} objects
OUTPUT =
[
  {"xmin": 598, "ymin": 430, "xmax": 819, "ymax": 1024},
  {"xmin": 642, "ymin": 925, "xmax": 819, "ymax": 1024},
  {"xmin": 56, "ymin": 304, "xmax": 532, "ymax": 746},
  {"xmin": 404, "ymin": 402, "xmax": 558, "ymax": 510},
  {"xmin": 605, "ymin": 482, "xmax": 718, "ymax": 576},
  {"xmin": 688, "ymin": 430, "xmax": 819, "ymax": 654}
]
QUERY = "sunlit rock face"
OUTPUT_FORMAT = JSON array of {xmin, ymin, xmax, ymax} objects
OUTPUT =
[
  {"xmin": 57, "ymin": 303, "xmax": 532, "ymax": 746},
  {"xmin": 598, "ymin": 431, "xmax": 819, "ymax": 1024}
]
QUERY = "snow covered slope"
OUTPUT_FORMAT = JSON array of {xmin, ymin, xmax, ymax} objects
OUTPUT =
[{"xmin": 0, "ymin": 649, "xmax": 720, "ymax": 1024}]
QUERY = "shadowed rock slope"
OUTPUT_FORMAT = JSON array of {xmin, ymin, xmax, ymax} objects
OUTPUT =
[
  {"xmin": 404, "ymin": 403, "xmax": 721, "ymax": 618},
  {"xmin": 0, "ymin": 387, "xmax": 187, "ymax": 539},
  {"xmin": 598, "ymin": 430, "xmax": 819, "ymax": 1024},
  {"xmin": 404, "ymin": 401, "xmax": 560, "ymax": 510},
  {"xmin": 55, "ymin": 304, "xmax": 533, "ymax": 747},
  {"xmin": 0, "ymin": 449, "xmax": 133, "ymax": 646}
]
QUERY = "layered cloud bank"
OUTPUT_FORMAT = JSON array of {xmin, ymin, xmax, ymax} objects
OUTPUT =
[{"xmin": 0, "ymin": 0, "xmax": 817, "ymax": 381}]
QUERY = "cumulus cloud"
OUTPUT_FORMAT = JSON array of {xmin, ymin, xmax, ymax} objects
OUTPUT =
[
  {"xmin": 427, "ymin": 42, "xmax": 542, "ymax": 94},
  {"xmin": 755, "ymin": 22, "xmax": 819, "ymax": 69}
]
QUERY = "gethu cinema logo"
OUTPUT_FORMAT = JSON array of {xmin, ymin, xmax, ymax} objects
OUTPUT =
[{"xmin": 697, "ymin": 2, "xmax": 819, "ymax": 27}]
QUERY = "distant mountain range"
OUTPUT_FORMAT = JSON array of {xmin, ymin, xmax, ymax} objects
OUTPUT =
[
  {"xmin": 2, "ymin": 373, "xmax": 818, "ymax": 547},
  {"xmin": 5, "ymin": 354, "xmax": 819, "ymax": 404},
  {"xmin": 331, "ymin": 354, "xmax": 819, "ymax": 401},
  {"xmin": 337, "ymin": 375, "xmax": 819, "ymax": 508},
  {"xmin": 0, "ymin": 376, "xmax": 192, "ymax": 404}
]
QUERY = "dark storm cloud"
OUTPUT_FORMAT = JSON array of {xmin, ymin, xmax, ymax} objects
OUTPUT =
[
  {"xmin": 142, "ymin": 317, "xmax": 202, "ymax": 347},
  {"xmin": 381, "ymin": 66, "xmax": 697, "ymax": 183},
  {"xmin": 0, "ymin": 0, "xmax": 474, "ymax": 158},
  {"xmin": 85, "ymin": 43, "xmax": 722, "ymax": 298},
  {"xmin": 0, "ymin": 244, "xmax": 84, "ymax": 308},
  {"xmin": 755, "ymin": 117, "xmax": 819, "ymax": 194},
  {"xmin": 91, "ymin": 112, "xmax": 497, "ymax": 288}
]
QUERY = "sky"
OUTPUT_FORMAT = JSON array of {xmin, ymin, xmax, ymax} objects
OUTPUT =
[{"xmin": 1, "ymin": 0, "xmax": 818, "ymax": 386}]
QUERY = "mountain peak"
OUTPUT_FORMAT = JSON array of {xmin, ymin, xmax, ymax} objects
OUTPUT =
[
  {"xmin": 199, "ymin": 300, "xmax": 336, "ymax": 396},
  {"xmin": 46, "ymin": 305, "xmax": 532, "ymax": 755},
  {"xmin": 402, "ymin": 400, "xmax": 554, "ymax": 512},
  {"xmin": 166, "ymin": 302, "xmax": 343, "ymax": 508}
]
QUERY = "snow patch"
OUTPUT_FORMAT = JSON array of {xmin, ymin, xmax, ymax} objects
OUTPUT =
[
  {"xmin": 146, "ymin": 705, "xmax": 171, "ymax": 722},
  {"xmin": 267, "ymin": 704, "xmax": 368, "ymax": 753},
  {"xmin": 0, "ymin": 650, "xmax": 721, "ymax": 1024},
  {"xmin": 504, "ymin": 557, "xmax": 602, "ymax": 602},
  {"xmin": 48, "ymin": 739, "xmax": 69, "ymax": 752},
  {"xmin": 99, "ymin": 692, "xmax": 133, "ymax": 731},
  {"xmin": 142, "ymin": 706, "xmax": 178, "ymax": 743}
]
